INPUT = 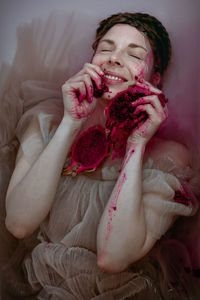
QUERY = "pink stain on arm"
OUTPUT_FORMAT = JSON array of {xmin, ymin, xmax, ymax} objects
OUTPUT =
[
  {"xmin": 120, "ymin": 148, "xmax": 135, "ymax": 173},
  {"xmin": 99, "ymin": 172, "xmax": 127, "ymax": 263}
]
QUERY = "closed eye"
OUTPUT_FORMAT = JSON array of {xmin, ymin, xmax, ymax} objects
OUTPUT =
[
  {"xmin": 101, "ymin": 49, "xmax": 112, "ymax": 52},
  {"xmin": 129, "ymin": 54, "xmax": 142, "ymax": 60}
]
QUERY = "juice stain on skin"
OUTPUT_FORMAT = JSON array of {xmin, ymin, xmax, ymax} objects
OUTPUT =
[
  {"xmin": 120, "ymin": 149, "xmax": 135, "ymax": 173},
  {"xmin": 99, "ymin": 172, "xmax": 127, "ymax": 263}
]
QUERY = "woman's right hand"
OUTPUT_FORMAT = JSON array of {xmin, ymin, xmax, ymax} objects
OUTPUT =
[{"xmin": 62, "ymin": 63, "xmax": 104, "ymax": 121}]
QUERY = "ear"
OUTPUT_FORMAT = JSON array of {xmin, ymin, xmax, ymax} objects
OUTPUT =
[{"xmin": 150, "ymin": 72, "xmax": 161, "ymax": 87}]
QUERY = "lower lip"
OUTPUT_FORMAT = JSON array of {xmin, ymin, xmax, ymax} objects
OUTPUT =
[{"xmin": 103, "ymin": 76, "xmax": 125, "ymax": 85}]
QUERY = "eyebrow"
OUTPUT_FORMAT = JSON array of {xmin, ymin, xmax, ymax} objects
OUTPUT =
[{"xmin": 100, "ymin": 39, "xmax": 147, "ymax": 52}]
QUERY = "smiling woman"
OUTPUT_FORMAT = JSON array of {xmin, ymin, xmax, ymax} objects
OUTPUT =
[
  {"xmin": 92, "ymin": 24, "xmax": 155, "ymax": 99},
  {"xmin": 1, "ymin": 10, "xmax": 200, "ymax": 300}
]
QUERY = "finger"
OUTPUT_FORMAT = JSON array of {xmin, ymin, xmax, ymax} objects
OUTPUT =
[
  {"xmin": 83, "ymin": 63, "xmax": 104, "ymax": 88},
  {"xmin": 74, "ymin": 67, "xmax": 103, "ymax": 95},
  {"xmin": 70, "ymin": 81, "xmax": 87, "ymax": 103},
  {"xmin": 134, "ymin": 103, "xmax": 168, "ymax": 123},
  {"xmin": 135, "ymin": 77, "xmax": 162, "ymax": 95},
  {"xmin": 132, "ymin": 95, "xmax": 163, "ymax": 113},
  {"xmin": 83, "ymin": 63, "xmax": 104, "ymax": 76},
  {"xmin": 77, "ymin": 96, "xmax": 97, "ymax": 118},
  {"xmin": 79, "ymin": 74, "xmax": 94, "ymax": 103},
  {"xmin": 67, "ymin": 75, "xmax": 93, "ymax": 103}
]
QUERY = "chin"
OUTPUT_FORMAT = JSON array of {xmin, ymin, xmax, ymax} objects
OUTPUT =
[{"xmin": 102, "ymin": 84, "xmax": 128, "ymax": 101}]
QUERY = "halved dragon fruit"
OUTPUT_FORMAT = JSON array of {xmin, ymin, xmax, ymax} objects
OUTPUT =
[
  {"xmin": 105, "ymin": 84, "xmax": 168, "ymax": 157},
  {"xmin": 62, "ymin": 125, "xmax": 109, "ymax": 176}
]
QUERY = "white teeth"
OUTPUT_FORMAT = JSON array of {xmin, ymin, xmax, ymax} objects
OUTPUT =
[{"xmin": 105, "ymin": 74, "xmax": 122, "ymax": 81}]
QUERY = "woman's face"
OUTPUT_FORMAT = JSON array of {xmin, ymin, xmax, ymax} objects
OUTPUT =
[{"xmin": 92, "ymin": 24, "xmax": 155, "ymax": 101}]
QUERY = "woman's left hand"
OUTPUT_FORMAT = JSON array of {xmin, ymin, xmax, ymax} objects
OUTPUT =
[{"xmin": 128, "ymin": 79, "xmax": 168, "ymax": 146}]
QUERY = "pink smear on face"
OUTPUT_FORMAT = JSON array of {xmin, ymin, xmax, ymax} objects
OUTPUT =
[{"xmin": 137, "ymin": 68, "xmax": 145, "ymax": 79}]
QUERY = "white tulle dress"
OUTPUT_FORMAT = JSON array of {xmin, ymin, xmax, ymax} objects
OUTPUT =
[{"xmin": 0, "ymin": 12, "xmax": 200, "ymax": 300}]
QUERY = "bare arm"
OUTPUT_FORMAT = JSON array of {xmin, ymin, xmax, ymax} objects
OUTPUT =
[
  {"xmin": 6, "ymin": 63, "xmax": 103, "ymax": 238},
  {"xmin": 97, "ymin": 142, "xmax": 152, "ymax": 272},
  {"xmin": 97, "ymin": 80, "xmax": 169, "ymax": 272},
  {"xmin": 6, "ymin": 115, "xmax": 84, "ymax": 238}
]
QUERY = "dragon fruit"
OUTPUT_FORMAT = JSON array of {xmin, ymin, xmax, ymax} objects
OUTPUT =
[
  {"xmin": 62, "ymin": 125, "xmax": 109, "ymax": 176},
  {"xmin": 62, "ymin": 83, "xmax": 168, "ymax": 176},
  {"xmin": 105, "ymin": 84, "xmax": 168, "ymax": 157}
]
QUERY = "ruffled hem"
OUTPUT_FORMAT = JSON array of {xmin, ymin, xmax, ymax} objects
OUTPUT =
[{"xmin": 24, "ymin": 243, "xmax": 160, "ymax": 300}]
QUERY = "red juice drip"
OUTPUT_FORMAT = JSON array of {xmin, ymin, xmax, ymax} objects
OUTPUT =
[
  {"xmin": 120, "ymin": 149, "xmax": 135, "ymax": 173},
  {"xmin": 104, "ymin": 172, "xmax": 127, "ymax": 245}
]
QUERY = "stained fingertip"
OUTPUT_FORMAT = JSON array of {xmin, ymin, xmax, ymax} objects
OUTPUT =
[
  {"xmin": 89, "ymin": 84, "xmax": 93, "ymax": 97},
  {"xmin": 87, "ymin": 90, "xmax": 93, "ymax": 103},
  {"xmin": 75, "ymin": 90, "xmax": 82, "ymax": 103},
  {"xmin": 79, "ymin": 92, "xmax": 87, "ymax": 103},
  {"xmin": 158, "ymin": 93, "xmax": 168, "ymax": 107}
]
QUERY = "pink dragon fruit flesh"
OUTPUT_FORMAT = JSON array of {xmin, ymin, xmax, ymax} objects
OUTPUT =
[
  {"xmin": 62, "ymin": 125, "xmax": 109, "ymax": 176},
  {"xmin": 105, "ymin": 84, "xmax": 168, "ymax": 157}
]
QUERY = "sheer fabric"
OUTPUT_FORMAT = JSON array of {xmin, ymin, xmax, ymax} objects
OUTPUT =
[
  {"xmin": 0, "ymin": 12, "xmax": 200, "ymax": 299},
  {"xmin": 12, "ymin": 87, "xmax": 198, "ymax": 299}
]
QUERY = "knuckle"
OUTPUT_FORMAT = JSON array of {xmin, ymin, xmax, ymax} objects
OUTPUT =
[
  {"xmin": 80, "ymin": 81, "xmax": 85, "ymax": 88},
  {"xmin": 62, "ymin": 83, "xmax": 69, "ymax": 92},
  {"xmin": 83, "ymin": 62, "xmax": 90, "ymax": 70},
  {"xmin": 83, "ymin": 74, "xmax": 90, "ymax": 81}
]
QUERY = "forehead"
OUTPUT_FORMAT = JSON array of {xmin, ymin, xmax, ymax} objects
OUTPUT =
[{"xmin": 100, "ymin": 24, "xmax": 151, "ymax": 50}]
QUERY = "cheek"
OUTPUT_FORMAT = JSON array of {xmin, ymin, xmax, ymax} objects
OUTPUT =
[
  {"xmin": 143, "ymin": 52, "xmax": 154, "ymax": 77},
  {"xmin": 132, "ymin": 61, "xmax": 153, "ymax": 81},
  {"xmin": 128, "ymin": 62, "xmax": 146, "ymax": 79},
  {"xmin": 129, "ymin": 51, "xmax": 154, "ymax": 80},
  {"xmin": 91, "ymin": 54, "xmax": 104, "ymax": 66},
  {"xmin": 146, "ymin": 51, "xmax": 154, "ymax": 68}
]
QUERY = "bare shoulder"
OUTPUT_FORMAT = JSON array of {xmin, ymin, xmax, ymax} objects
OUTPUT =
[{"xmin": 144, "ymin": 137, "xmax": 190, "ymax": 167}]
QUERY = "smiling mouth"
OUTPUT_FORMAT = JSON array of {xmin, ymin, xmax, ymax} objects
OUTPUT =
[{"xmin": 103, "ymin": 74, "xmax": 127, "ymax": 84}]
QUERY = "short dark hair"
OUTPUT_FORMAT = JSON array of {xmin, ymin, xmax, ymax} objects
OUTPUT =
[{"xmin": 92, "ymin": 12, "xmax": 172, "ymax": 75}]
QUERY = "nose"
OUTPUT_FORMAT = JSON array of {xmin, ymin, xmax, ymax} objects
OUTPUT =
[{"xmin": 108, "ymin": 51, "xmax": 123, "ymax": 67}]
